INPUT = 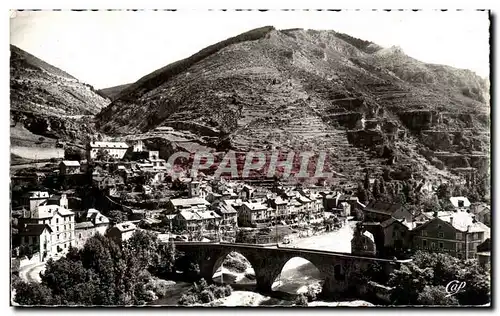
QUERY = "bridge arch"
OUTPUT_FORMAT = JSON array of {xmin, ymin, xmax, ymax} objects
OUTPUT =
[
  {"xmin": 211, "ymin": 251, "xmax": 257, "ymax": 287},
  {"xmin": 271, "ymin": 256, "xmax": 325, "ymax": 296}
]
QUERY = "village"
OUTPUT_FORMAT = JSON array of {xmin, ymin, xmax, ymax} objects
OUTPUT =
[{"xmin": 11, "ymin": 139, "xmax": 491, "ymax": 281}]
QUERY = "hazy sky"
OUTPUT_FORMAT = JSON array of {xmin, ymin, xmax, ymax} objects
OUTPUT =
[{"xmin": 10, "ymin": 10, "xmax": 490, "ymax": 89}]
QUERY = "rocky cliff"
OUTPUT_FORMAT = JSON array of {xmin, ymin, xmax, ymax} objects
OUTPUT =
[{"xmin": 95, "ymin": 27, "xmax": 490, "ymax": 185}]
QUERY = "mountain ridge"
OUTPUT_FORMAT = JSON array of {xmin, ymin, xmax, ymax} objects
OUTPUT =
[{"xmin": 94, "ymin": 27, "xmax": 489, "ymax": 187}]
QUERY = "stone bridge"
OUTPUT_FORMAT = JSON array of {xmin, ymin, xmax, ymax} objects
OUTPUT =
[{"xmin": 174, "ymin": 242, "xmax": 409, "ymax": 298}]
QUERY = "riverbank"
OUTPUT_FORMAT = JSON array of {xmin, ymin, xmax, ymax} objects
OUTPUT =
[{"xmin": 211, "ymin": 291, "xmax": 374, "ymax": 307}]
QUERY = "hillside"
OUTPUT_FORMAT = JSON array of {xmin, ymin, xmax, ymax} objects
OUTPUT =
[
  {"xmin": 10, "ymin": 45, "xmax": 110, "ymax": 145},
  {"xmin": 98, "ymin": 83, "xmax": 132, "ymax": 101},
  {"xmin": 95, "ymin": 27, "xmax": 490, "ymax": 186}
]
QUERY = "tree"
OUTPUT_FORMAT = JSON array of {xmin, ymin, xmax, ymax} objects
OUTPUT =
[
  {"xmin": 107, "ymin": 210, "xmax": 128, "ymax": 225},
  {"xmin": 14, "ymin": 281, "xmax": 55, "ymax": 306},
  {"xmin": 436, "ymin": 183, "xmax": 451, "ymax": 200},
  {"xmin": 123, "ymin": 230, "xmax": 159, "ymax": 270},
  {"xmin": 417, "ymin": 286, "xmax": 459, "ymax": 305},
  {"xmin": 363, "ymin": 171, "xmax": 370, "ymax": 191},
  {"xmin": 372, "ymin": 179, "xmax": 381, "ymax": 199},
  {"xmin": 96, "ymin": 149, "xmax": 111, "ymax": 162},
  {"xmin": 295, "ymin": 294, "xmax": 308, "ymax": 306}
]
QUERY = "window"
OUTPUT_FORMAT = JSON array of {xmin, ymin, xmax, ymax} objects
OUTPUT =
[
  {"xmin": 79, "ymin": 233, "xmax": 82, "ymax": 238},
  {"xmin": 56, "ymin": 218, "xmax": 59, "ymax": 224},
  {"xmin": 438, "ymin": 232, "xmax": 444, "ymax": 238},
  {"xmin": 438, "ymin": 224, "xmax": 442, "ymax": 230},
  {"xmin": 456, "ymin": 243, "xmax": 461, "ymax": 251},
  {"xmin": 431, "ymin": 242, "xmax": 436, "ymax": 249},
  {"xmin": 473, "ymin": 233, "xmax": 478, "ymax": 240},
  {"xmin": 57, "ymin": 226, "xmax": 59, "ymax": 232},
  {"xmin": 456, "ymin": 233, "xmax": 463, "ymax": 240},
  {"xmin": 422, "ymin": 231, "xmax": 428, "ymax": 237},
  {"xmin": 57, "ymin": 234, "xmax": 60, "ymax": 240},
  {"xmin": 64, "ymin": 225, "xmax": 66, "ymax": 230},
  {"xmin": 439, "ymin": 242, "xmax": 444, "ymax": 249},
  {"xmin": 422, "ymin": 239, "xmax": 427, "ymax": 247}
]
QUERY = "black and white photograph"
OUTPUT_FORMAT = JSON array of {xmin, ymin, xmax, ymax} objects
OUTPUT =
[{"xmin": 8, "ymin": 9, "xmax": 491, "ymax": 307}]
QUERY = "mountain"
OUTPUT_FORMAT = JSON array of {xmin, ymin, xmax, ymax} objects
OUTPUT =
[
  {"xmin": 10, "ymin": 45, "xmax": 110, "ymax": 144},
  {"xmin": 95, "ymin": 27, "xmax": 490, "ymax": 186},
  {"xmin": 98, "ymin": 83, "xmax": 132, "ymax": 101}
]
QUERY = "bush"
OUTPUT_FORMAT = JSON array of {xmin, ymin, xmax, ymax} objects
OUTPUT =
[
  {"xmin": 295, "ymin": 294, "xmax": 308, "ymax": 306},
  {"xmin": 213, "ymin": 287, "xmax": 225, "ymax": 299},
  {"xmin": 178, "ymin": 293, "xmax": 198, "ymax": 305},
  {"xmin": 224, "ymin": 285, "xmax": 232, "ymax": 296},
  {"xmin": 224, "ymin": 257, "xmax": 248, "ymax": 273},
  {"xmin": 305, "ymin": 284, "xmax": 320, "ymax": 302},
  {"xmin": 199, "ymin": 290, "xmax": 215, "ymax": 303}
]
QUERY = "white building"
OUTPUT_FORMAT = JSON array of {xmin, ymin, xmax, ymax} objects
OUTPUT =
[
  {"xmin": 19, "ymin": 204, "xmax": 75, "ymax": 257},
  {"xmin": 87, "ymin": 141, "xmax": 129, "ymax": 160}
]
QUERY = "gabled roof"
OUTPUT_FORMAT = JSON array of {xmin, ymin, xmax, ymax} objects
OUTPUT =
[
  {"xmin": 197, "ymin": 210, "xmax": 221, "ymax": 220},
  {"xmin": 19, "ymin": 224, "xmax": 52, "ymax": 236},
  {"xmin": 449, "ymin": 196, "xmax": 471, "ymax": 208},
  {"xmin": 61, "ymin": 160, "xmax": 80, "ymax": 167},
  {"xmin": 242, "ymin": 202, "xmax": 268, "ymax": 211},
  {"xmin": 114, "ymin": 221, "xmax": 136, "ymax": 232},
  {"xmin": 89, "ymin": 141, "xmax": 129, "ymax": 149},
  {"xmin": 364, "ymin": 201, "xmax": 402, "ymax": 215},
  {"xmin": 178, "ymin": 211, "xmax": 202, "ymax": 221},
  {"xmin": 170, "ymin": 197, "xmax": 210, "ymax": 208},
  {"xmin": 29, "ymin": 205, "xmax": 74, "ymax": 219},
  {"xmin": 75, "ymin": 222, "xmax": 94, "ymax": 230}
]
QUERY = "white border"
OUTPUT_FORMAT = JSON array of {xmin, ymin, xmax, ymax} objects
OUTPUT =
[{"xmin": 1, "ymin": 1, "xmax": 498, "ymax": 315}]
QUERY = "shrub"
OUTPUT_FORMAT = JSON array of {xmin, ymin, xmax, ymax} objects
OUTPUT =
[
  {"xmin": 224, "ymin": 285, "xmax": 232, "ymax": 297},
  {"xmin": 178, "ymin": 293, "xmax": 198, "ymax": 306},
  {"xmin": 213, "ymin": 287, "xmax": 225, "ymax": 299},
  {"xmin": 295, "ymin": 294, "xmax": 308, "ymax": 306},
  {"xmin": 305, "ymin": 284, "xmax": 320, "ymax": 302},
  {"xmin": 199, "ymin": 290, "xmax": 215, "ymax": 303}
]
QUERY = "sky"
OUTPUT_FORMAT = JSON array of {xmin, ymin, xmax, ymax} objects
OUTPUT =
[{"xmin": 9, "ymin": 10, "xmax": 490, "ymax": 89}]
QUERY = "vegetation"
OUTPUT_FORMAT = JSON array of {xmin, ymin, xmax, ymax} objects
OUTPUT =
[
  {"xmin": 13, "ymin": 231, "xmax": 178, "ymax": 306},
  {"xmin": 294, "ymin": 293, "xmax": 308, "ymax": 306},
  {"xmin": 388, "ymin": 251, "xmax": 490, "ymax": 306},
  {"xmin": 178, "ymin": 278, "xmax": 233, "ymax": 306}
]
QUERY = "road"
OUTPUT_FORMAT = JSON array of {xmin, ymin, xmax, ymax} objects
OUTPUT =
[
  {"xmin": 287, "ymin": 220, "xmax": 357, "ymax": 253},
  {"xmin": 18, "ymin": 262, "xmax": 46, "ymax": 283}
]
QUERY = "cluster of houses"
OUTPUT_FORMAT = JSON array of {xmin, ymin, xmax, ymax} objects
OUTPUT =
[
  {"xmin": 161, "ymin": 177, "xmax": 356, "ymax": 235},
  {"xmin": 351, "ymin": 196, "xmax": 491, "ymax": 263},
  {"xmin": 14, "ymin": 190, "xmax": 139, "ymax": 262},
  {"xmin": 12, "ymin": 139, "xmax": 492, "ymax": 266}
]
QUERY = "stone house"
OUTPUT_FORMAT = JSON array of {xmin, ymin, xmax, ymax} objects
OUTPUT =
[
  {"xmin": 363, "ymin": 201, "xmax": 406, "ymax": 222},
  {"xmin": 18, "ymin": 224, "xmax": 53, "ymax": 262},
  {"xmin": 19, "ymin": 204, "xmax": 75, "ymax": 257},
  {"xmin": 351, "ymin": 223, "xmax": 376, "ymax": 256},
  {"xmin": 173, "ymin": 210, "xmax": 202, "ymax": 232},
  {"xmin": 59, "ymin": 160, "xmax": 81, "ymax": 175},
  {"xmin": 107, "ymin": 221, "xmax": 137, "ymax": 244},
  {"xmin": 412, "ymin": 211, "xmax": 490, "ymax": 259},
  {"xmin": 214, "ymin": 200, "xmax": 238, "ymax": 228},
  {"xmin": 239, "ymin": 202, "xmax": 268, "ymax": 226}
]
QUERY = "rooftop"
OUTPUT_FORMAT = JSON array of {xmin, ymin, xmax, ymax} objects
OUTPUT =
[
  {"xmin": 89, "ymin": 141, "xmax": 129, "ymax": 149},
  {"xmin": 19, "ymin": 224, "xmax": 52, "ymax": 236},
  {"xmin": 61, "ymin": 160, "xmax": 80, "ymax": 167},
  {"xmin": 170, "ymin": 197, "xmax": 210, "ymax": 208}
]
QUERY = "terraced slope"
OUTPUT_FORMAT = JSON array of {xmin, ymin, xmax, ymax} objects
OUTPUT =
[{"xmin": 96, "ymin": 27, "xmax": 490, "ymax": 185}]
